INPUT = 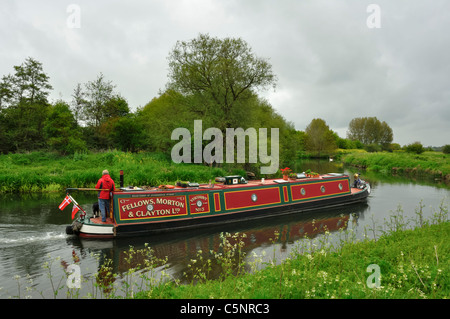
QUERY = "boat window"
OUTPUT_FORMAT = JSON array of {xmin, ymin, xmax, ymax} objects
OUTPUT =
[
  {"xmin": 300, "ymin": 188, "xmax": 306, "ymax": 196},
  {"xmin": 320, "ymin": 186, "xmax": 326, "ymax": 193},
  {"xmin": 251, "ymin": 193, "xmax": 258, "ymax": 202},
  {"xmin": 338, "ymin": 183, "xmax": 343, "ymax": 190}
]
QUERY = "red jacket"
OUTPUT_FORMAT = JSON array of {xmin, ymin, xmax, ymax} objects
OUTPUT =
[{"xmin": 96, "ymin": 174, "xmax": 115, "ymax": 199}]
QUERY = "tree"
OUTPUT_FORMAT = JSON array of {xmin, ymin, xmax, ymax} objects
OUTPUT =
[
  {"xmin": 109, "ymin": 114, "xmax": 145, "ymax": 152},
  {"xmin": 72, "ymin": 73, "xmax": 130, "ymax": 149},
  {"xmin": 0, "ymin": 57, "xmax": 53, "ymax": 151},
  {"xmin": 347, "ymin": 117, "xmax": 393, "ymax": 149},
  {"xmin": 167, "ymin": 33, "xmax": 277, "ymax": 131},
  {"xmin": 443, "ymin": 144, "xmax": 450, "ymax": 154},
  {"xmin": 304, "ymin": 119, "xmax": 337, "ymax": 157},
  {"xmin": 44, "ymin": 101, "xmax": 86, "ymax": 154},
  {"xmin": 405, "ymin": 141, "xmax": 424, "ymax": 154},
  {"xmin": 10, "ymin": 57, "xmax": 52, "ymax": 105},
  {"xmin": 75, "ymin": 73, "xmax": 126, "ymax": 127}
]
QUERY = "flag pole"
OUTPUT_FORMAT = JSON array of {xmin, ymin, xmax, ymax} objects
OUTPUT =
[{"xmin": 68, "ymin": 194, "xmax": 87, "ymax": 216}]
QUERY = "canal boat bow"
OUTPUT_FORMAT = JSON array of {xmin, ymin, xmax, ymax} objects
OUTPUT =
[{"xmin": 64, "ymin": 173, "xmax": 370, "ymax": 239}]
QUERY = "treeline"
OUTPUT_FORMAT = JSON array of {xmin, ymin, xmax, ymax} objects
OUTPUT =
[{"xmin": 1, "ymin": 35, "xmax": 444, "ymax": 171}]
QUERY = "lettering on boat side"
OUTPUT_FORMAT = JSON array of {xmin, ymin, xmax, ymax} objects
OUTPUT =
[
  {"xmin": 118, "ymin": 196, "xmax": 188, "ymax": 220},
  {"xmin": 189, "ymin": 194, "xmax": 210, "ymax": 214}
]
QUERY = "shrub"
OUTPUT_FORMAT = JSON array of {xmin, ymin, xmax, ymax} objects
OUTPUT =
[
  {"xmin": 405, "ymin": 142, "xmax": 424, "ymax": 154},
  {"xmin": 442, "ymin": 144, "xmax": 450, "ymax": 154}
]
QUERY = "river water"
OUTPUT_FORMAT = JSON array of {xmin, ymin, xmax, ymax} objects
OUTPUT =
[{"xmin": 0, "ymin": 161, "xmax": 448, "ymax": 298}]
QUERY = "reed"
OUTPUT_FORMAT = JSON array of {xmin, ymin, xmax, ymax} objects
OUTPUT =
[
  {"xmin": 342, "ymin": 151, "xmax": 450, "ymax": 180},
  {"xmin": 0, "ymin": 150, "xmax": 230, "ymax": 193}
]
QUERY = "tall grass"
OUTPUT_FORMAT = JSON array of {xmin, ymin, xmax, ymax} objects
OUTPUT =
[
  {"xmin": 141, "ymin": 198, "xmax": 449, "ymax": 299},
  {"xmin": 0, "ymin": 150, "xmax": 232, "ymax": 193},
  {"xmin": 342, "ymin": 151, "xmax": 450, "ymax": 180}
]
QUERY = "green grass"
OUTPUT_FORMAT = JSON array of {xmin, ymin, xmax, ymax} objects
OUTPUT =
[
  {"xmin": 342, "ymin": 151, "xmax": 450, "ymax": 179},
  {"xmin": 0, "ymin": 150, "xmax": 234, "ymax": 193},
  {"xmin": 137, "ymin": 212, "xmax": 450, "ymax": 299}
]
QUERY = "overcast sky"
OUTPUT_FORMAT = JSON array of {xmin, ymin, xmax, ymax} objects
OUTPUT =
[{"xmin": 1, "ymin": 0, "xmax": 449, "ymax": 146}]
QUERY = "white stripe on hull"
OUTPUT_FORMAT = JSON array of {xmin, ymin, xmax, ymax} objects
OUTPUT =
[{"xmin": 80, "ymin": 224, "xmax": 114, "ymax": 235}]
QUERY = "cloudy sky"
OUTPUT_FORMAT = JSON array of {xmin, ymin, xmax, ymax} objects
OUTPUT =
[{"xmin": 1, "ymin": 0, "xmax": 449, "ymax": 146}]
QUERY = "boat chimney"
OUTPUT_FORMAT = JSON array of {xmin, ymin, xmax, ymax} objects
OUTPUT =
[{"xmin": 120, "ymin": 170, "xmax": 124, "ymax": 188}]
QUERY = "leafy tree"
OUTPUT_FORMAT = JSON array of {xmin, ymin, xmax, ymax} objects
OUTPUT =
[
  {"xmin": 405, "ymin": 141, "xmax": 424, "ymax": 154},
  {"xmin": 72, "ymin": 73, "xmax": 130, "ymax": 149},
  {"xmin": 109, "ymin": 114, "xmax": 146, "ymax": 152},
  {"xmin": 74, "ymin": 73, "xmax": 127, "ymax": 127},
  {"xmin": 304, "ymin": 118, "xmax": 337, "ymax": 157},
  {"xmin": 347, "ymin": 117, "xmax": 393, "ymax": 149},
  {"xmin": 167, "ymin": 33, "xmax": 277, "ymax": 131},
  {"xmin": 0, "ymin": 57, "xmax": 53, "ymax": 151},
  {"xmin": 138, "ymin": 90, "xmax": 196, "ymax": 153},
  {"xmin": 443, "ymin": 144, "xmax": 450, "ymax": 154},
  {"xmin": 44, "ymin": 101, "xmax": 86, "ymax": 154}
]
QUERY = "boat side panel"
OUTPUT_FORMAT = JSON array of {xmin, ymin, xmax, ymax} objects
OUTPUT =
[
  {"xmin": 290, "ymin": 178, "xmax": 350, "ymax": 202},
  {"xmin": 112, "ymin": 177, "xmax": 352, "ymax": 225},
  {"xmin": 224, "ymin": 187, "xmax": 281, "ymax": 211}
]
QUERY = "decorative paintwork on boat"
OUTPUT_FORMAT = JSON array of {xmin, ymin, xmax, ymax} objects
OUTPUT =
[{"xmin": 65, "ymin": 173, "xmax": 370, "ymax": 239}]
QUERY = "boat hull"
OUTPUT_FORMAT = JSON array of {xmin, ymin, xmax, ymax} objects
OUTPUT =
[{"xmin": 67, "ymin": 175, "xmax": 370, "ymax": 239}]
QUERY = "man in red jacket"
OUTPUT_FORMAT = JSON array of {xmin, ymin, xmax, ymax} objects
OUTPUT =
[{"xmin": 95, "ymin": 170, "xmax": 116, "ymax": 222}]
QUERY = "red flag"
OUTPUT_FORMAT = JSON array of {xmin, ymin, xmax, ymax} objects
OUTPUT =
[
  {"xmin": 59, "ymin": 195, "xmax": 72, "ymax": 211},
  {"xmin": 71, "ymin": 205, "xmax": 80, "ymax": 219}
]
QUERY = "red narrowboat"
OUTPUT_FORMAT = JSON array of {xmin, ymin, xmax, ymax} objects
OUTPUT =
[{"xmin": 65, "ymin": 173, "xmax": 370, "ymax": 239}]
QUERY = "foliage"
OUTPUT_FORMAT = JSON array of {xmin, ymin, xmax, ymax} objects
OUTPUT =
[
  {"xmin": 443, "ymin": 145, "xmax": 450, "ymax": 154},
  {"xmin": 0, "ymin": 150, "xmax": 229, "ymax": 193},
  {"xmin": 342, "ymin": 150, "xmax": 450, "ymax": 179},
  {"xmin": 140, "ymin": 201, "xmax": 449, "ymax": 299},
  {"xmin": 347, "ymin": 117, "xmax": 393, "ymax": 150},
  {"xmin": 0, "ymin": 57, "xmax": 53, "ymax": 152},
  {"xmin": 280, "ymin": 167, "xmax": 292, "ymax": 175},
  {"xmin": 44, "ymin": 100, "xmax": 86, "ymax": 154},
  {"xmin": 304, "ymin": 118, "xmax": 337, "ymax": 157},
  {"xmin": 405, "ymin": 141, "xmax": 425, "ymax": 154},
  {"xmin": 167, "ymin": 33, "xmax": 277, "ymax": 131}
]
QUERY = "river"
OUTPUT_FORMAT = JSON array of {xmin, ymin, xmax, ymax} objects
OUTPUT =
[{"xmin": 0, "ymin": 160, "xmax": 448, "ymax": 298}]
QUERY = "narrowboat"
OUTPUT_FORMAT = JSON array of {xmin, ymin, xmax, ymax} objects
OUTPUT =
[{"xmin": 64, "ymin": 172, "xmax": 370, "ymax": 239}]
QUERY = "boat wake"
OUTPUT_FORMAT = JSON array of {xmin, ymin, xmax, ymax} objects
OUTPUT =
[{"xmin": 0, "ymin": 224, "xmax": 66, "ymax": 247}]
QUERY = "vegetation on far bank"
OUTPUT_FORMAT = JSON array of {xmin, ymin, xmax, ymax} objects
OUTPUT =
[
  {"xmin": 342, "ymin": 150, "xmax": 450, "ymax": 181},
  {"xmin": 0, "ymin": 150, "xmax": 233, "ymax": 193},
  {"xmin": 1, "ymin": 148, "xmax": 449, "ymax": 194}
]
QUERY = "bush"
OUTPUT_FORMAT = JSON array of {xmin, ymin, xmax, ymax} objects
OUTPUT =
[
  {"xmin": 443, "ymin": 144, "xmax": 450, "ymax": 154},
  {"xmin": 405, "ymin": 142, "xmax": 424, "ymax": 154}
]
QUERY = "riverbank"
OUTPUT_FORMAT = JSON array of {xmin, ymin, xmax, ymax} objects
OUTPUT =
[
  {"xmin": 0, "ymin": 151, "xmax": 231, "ymax": 193},
  {"xmin": 137, "ymin": 215, "xmax": 450, "ymax": 299},
  {"xmin": 341, "ymin": 151, "xmax": 450, "ymax": 182},
  {"xmin": 1, "ymin": 150, "xmax": 449, "ymax": 193}
]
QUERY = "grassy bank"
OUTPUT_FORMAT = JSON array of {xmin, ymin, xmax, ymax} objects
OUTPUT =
[
  {"xmin": 342, "ymin": 151, "xmax": 450, "ymax": 181},
  {"xmin": 0, "ymin": 150, "xmax": 234, "ymax": 193},
  {"xmin": 137, "ymin": 205, "xmax": 450, "ymax": 299}
]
